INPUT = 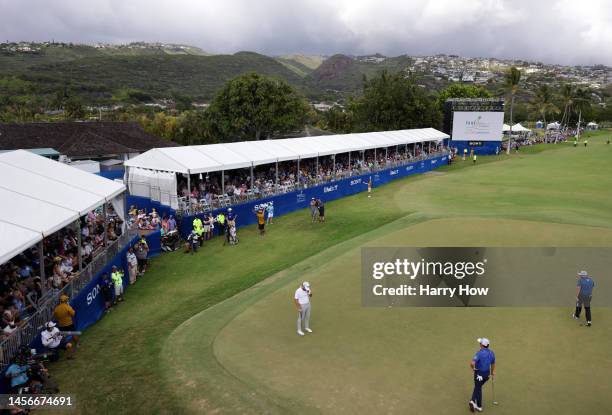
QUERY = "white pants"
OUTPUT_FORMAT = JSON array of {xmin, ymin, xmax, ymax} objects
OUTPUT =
[{"xmin": 297, "ymin": 303, "xmax": 311, "ymax": 331}]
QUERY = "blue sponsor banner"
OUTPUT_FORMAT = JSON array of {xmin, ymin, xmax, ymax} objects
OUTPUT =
[
  {"xmin": 179, "ymin": 155, "xmax": 446, "ymax": 237},
  {"xmin": 446, "ymin": 139, "xmax": 501, "ymax": 155}
]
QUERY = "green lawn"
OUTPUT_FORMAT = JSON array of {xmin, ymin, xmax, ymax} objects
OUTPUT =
[{"xmin": 48, "ymin": 130, "xmax": 612, "ymax": 414}]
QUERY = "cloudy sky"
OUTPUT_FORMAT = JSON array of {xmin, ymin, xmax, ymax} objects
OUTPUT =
[{"xmin": 1, "ymin": 0, "xmax": 611, "ymax": 65}]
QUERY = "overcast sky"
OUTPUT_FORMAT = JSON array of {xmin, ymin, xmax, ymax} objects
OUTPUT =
[{"xmin": 1, "ymin": 0, "xmax": 611, "ymax": 65}]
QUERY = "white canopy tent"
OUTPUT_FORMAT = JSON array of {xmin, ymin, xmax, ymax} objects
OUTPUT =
[
  {"xmin": 547, "ymin": 122, "xmax": 561, "ymax": 130},
  {"xmin": 503, "ymin": 124, "xmax": 511, "ymax": 132},
  {"xmin": 124, "ymin": 128, "xmax": 449, "ymax": 175},
  {"xmin": 0, "ymin": 150, "xmax": 126, "ymax": 265},
  {"xmin": 511, "ymin": 123, "xmax": 531, "ymax": 133},
  {"xmin": 124, "ymin": 128, "xmax": 449, "ymax": 206}
]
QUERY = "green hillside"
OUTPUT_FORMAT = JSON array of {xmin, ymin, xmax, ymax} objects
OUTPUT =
[
  {"xmin": 308, "ymin": 54, "xmax": 414, "ymax": 93},
  {"xmin": 1, "ymin": 50, "xmax": 314, "ymax": 103}
]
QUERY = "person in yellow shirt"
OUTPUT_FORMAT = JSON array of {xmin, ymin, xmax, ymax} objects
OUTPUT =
[
  {"xmin": 53, "ymin": 295, "xmax": 79, "ymax": 347},
  {"xmin": 256, "ymin": 208, "xmax": 266, "ymax": 236}
]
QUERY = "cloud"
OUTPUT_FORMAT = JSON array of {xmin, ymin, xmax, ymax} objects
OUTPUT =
[{"xmin": 0, "ymin": 0, "xmax": 610, "ymax": 65}]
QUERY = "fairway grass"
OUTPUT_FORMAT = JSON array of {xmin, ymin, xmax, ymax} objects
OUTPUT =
[{"xmin": 47, "ymin": 132, "xmax": 612, "ymax": 414}]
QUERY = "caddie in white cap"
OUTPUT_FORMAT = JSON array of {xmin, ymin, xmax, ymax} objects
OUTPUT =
[
  {"xmin": 293, "ymin": 281, "xmax": 312, "ymax": 336},
  {"xmin": 468, "ymin": 337, "xmax": 496, "ymax": 412}
]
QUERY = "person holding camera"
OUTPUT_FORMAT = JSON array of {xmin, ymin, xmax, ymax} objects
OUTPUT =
[
  {"xmin": 5, "ymin": 354, "xmax": 30, "ymax": 393},
  {"xmin": 41, "ymin": 321, "xmax": 74, "ymax": 360}
]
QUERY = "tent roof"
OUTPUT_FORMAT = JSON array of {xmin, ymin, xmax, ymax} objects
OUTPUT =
[
  {"xmin": 0, "ymin": 150, "xmax": 126, "ymax": 264},
  {"xmin": 124, "ymin": 128, "xmax": 450, "ymax": 174},
  {"xmin": 512, "ymin": 123, "xmax": 531, "ymax": 132}
]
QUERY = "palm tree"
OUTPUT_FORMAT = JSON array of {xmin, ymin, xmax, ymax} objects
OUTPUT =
[
  {"xmin": 505, "ymin": 67, "xmax": 521, "ymax": 154},
  {"xmin": 530, "ymin": 84, "xmax": 558, "ymax": 127},
  {"xmin": 559, "ymin": 83, "xmax": 574, "ymax": 129}
]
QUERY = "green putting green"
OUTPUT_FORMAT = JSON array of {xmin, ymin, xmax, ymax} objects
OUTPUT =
[{"xmin": 47, "ymin": 132, "xmax": 612, "ymax": 414}]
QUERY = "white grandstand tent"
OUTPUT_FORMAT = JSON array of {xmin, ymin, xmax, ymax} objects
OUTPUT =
[
  {"xmin": 0, "ymin": 150, "xmax": 126, "ymax": 265},
  {"xmin": 124, "ymin": 128, "xmax": 449, "ymax": 174},
  {"xmin": 503, "ymin": 124, "xmax": 511, "ymax": 132},
  {"xmin": 124, "ymin": 128, "xmax": 449, "ymax": 207}
]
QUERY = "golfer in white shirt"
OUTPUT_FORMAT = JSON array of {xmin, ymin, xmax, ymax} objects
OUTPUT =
[{"xmin": 294, "ymin": 281, "xmax": 312, "ymax": 336}]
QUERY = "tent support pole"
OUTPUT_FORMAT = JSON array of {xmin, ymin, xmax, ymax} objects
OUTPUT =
[
  {"xmin": 385, "ymin": 147, "xmax": 388, "ymax": 166},
  {"xmin": 76, "ymin": 219, "xmax": 83, "ymax": 273},
  {"xmin": 38, "ymin": 240, "xmax": 46, "ymax": 295},
  {"xmin": 429, "ymin": 141, "xmax": 432, "ymax": 155},
  {"xmin": 297, "ymin": 158, "xmax": 300, "ymax": 189},
  {"xmin": 316, "ymin": 155, "xmax": 319, "ymax": 180},
  {"xmin": 374, "ymin": 148, "xmax": 377, "ymax": 170},
  {"xmin": 332, "ymin": 155, "xmax": 336, "ymax": 179},
  {"xmin": 250, "ymin": 165, "xmax": 254, "ymax": 190},
  {"xmin": 275, "ymin": 161, "xmax": 279, "ymax": 189},
  {"xmin": 103, "ymin": 202, "xmax": 108, "ymax": 247},
  {"xmin": 221, "ymin": 171, "xmax": 224, "ymax": 196},
  {"xmin": 187, "ymin": 173, "xmax": 191, "ymax": 210},
  {"xmin": 348, "ymin": 152, "xmax": 351, "ymax": 175}
]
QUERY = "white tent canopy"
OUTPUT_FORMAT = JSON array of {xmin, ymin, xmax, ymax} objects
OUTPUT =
[
  {"xmin": 511, "ymin": 123, "xmax": 531, "ymax": 132},
  {"xmin": 124, "ymin": 128, "xmax": 450, "ymax": 174},
  {"xmin": 0, "ymin": 150, "xmax": 126, "ymax": 264},
  {"xmin": 503, "ymin": 124, "xmax": 511, "ymax": 132}
]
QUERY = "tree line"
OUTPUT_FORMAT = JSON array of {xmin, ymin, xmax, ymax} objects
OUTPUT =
[{"xmin": 1, "ymin": 67, "xmax": 608, "ymax": 144}]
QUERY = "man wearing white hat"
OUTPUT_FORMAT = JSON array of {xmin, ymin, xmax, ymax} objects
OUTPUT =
[
  {"xmin": 573, "ymin": 270, "xmax": 595, "ymax": 327},
  {"xmin": 294, "ymin": 282, "xmax": 312, "ymax": 336},
  {"xmin": 469, "ymin": 338, "xmax": 496, "ymax": 412}
]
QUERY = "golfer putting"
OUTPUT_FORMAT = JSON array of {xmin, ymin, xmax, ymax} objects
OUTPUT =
[
  {"xmin": 469, "ymin": 338, "xmax": 496, "ymax": 412},
  {"xmin": 573, "ymin": 270, "xmax": 595, "ymax": 327},
  {"xmin": 294, "ymin": 281, "xmax": 312, "ymax": 336}
]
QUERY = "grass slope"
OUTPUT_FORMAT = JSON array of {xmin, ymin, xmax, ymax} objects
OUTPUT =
[{"xmin": 47, "ymin": 132, "xmax": 612, "ymax": 414}]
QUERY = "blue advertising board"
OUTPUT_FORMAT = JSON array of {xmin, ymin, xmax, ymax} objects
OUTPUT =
[{"xmin": 179, "ymin": 155, "xmax": 447, "ymax": 237}]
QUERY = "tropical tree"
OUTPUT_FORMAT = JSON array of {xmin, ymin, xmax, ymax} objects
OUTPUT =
[
  {"xmin": 559, "ymin": 83, "xmax": 574, "ymax": 128},
  {"xmin": 206, "ymin": 72, "xmax": 310, "ymax": 141},
  {"xmin": 573, "ymin": 87, "xmax": 591, "ymax": 123},
  {"xmin": 529, "ymin": 84, "xmax": 558, "ymax": 127},
  {"xmin": 505, "ymin": 66, "xmax": 521, "ymax": 154},
  {"xmin": 350, "ymin": 70, "xmax": 441, "ymax": 132},
  {"xmin": 436, "ymin": 83, "xmax": 491, "ymax": 112}
]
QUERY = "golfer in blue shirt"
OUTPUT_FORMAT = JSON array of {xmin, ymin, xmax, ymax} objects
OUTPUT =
[
  {"xmin": 573, "ymin": 270, "xmax": 595, "ymax": 327},
  {"xmin": 469, "ymin": 338, "xmax": 496, "ymax": 412}
]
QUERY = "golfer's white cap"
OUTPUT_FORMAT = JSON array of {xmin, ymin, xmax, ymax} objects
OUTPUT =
[
  {"xmin": 303, "ymin": 281, "xmax": 310, "ymax": 290},
  {"xmin": 578, "ymin": 270, "xmax": 588, "ymax": 277},
  {"xmin": 477, "ymin": 338, "xmax": 490, "ymax": 346}
]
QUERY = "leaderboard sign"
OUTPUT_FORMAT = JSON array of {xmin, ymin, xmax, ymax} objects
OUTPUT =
[{"xmin": 452, "ymin": 111, "xmax": 504, "ymax": 142}]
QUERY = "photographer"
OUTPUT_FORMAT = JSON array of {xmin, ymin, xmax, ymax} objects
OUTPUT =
[
  {"xmin": 5, "ymin": 354, "xmax": 29, "ymax": 393},
  {"xmin": 41, "ymin": 321, "xmax": 74, "ymax": 360}
]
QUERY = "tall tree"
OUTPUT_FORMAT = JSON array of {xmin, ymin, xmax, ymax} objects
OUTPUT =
[
  {"xmin": 206, "ymin": 72, "xmax": 309, "ymax": 141},
  {"xmin": 559, "ymin": 83, "xmax": 574, "ymax": 128},
  {"xmin": 351, "ymin": 70, "xmax": 441, "ymax": 132},
  {"xmin": 505, "ymin": 66, "xmax": 521, "ymax": 154},
  {"xmin": 436, "ymin": 83, "xmax": 491, "ymax": 111},
  {"xmin": 530, "ymin": 84, "xmax": 558, "ymax": 127}
]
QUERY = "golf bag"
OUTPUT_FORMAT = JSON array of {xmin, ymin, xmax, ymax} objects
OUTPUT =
[
  {"xmin": 161, "ymin": 230, "xmax": 180, "ymax": 252},
  {"xmin": 228, "ymin": 225, "xmax": 238, "ymax": 245}
]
